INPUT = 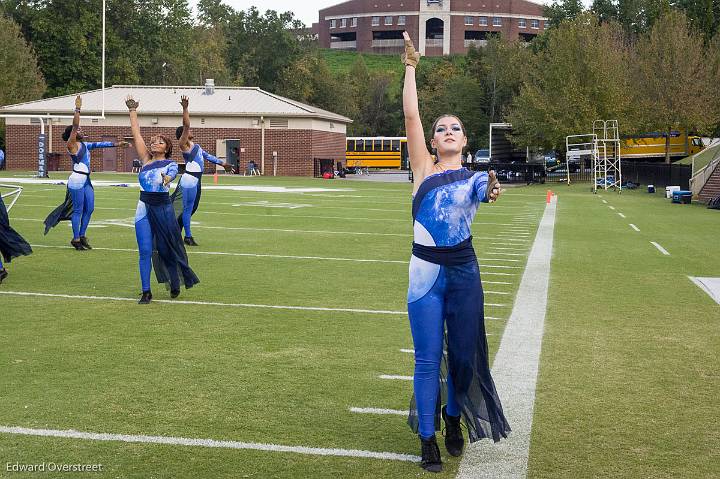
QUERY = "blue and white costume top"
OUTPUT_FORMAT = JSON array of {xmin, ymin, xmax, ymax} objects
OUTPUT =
[
  {"xmin": 179, "ymin": 144, "xmax": 224, "ymax": 188},
  {"xmin": 135, "ymin": 160, "xmax": 178, "ymax": 222},
  {"xmin": 67, "ymin": 141, "xmax": 113, "ymax": 190},
  {"xmin": 408, "ymin": 168, "xmax": 489, "ymax": 303}
]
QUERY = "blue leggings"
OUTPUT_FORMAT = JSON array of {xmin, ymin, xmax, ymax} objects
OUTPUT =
[
  {"xmin": 408, "ymin": 260, "xmax": 485, "ymax": 439},
  {"xmin": 135, "ymin": 214, "xmax": 181, "ymax": 292},
  {"xmin": 181, "ymin": 185, "xmax": 197, "ymax": 238},
  {"xmin": 69, "ymin": 184, "xmax": 94, "ymax": 238}
]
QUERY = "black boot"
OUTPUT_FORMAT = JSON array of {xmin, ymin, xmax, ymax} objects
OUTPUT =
[
  {"xmin": 184, "ymin": 236, "xmax": 198, "ymax": 246},
  {"xmin": 419, "ymin": 435, "xmax": 442, "ymax": 473},
  {"xmin": 138, "ymin": 291, "xmax": 152, "ymax": 304},
  {"xmin": 79, "ymin": 236, "xmax": 92, "ymax": 249},
  {"xmin": 170, "ymin": 288, "xmax": 180, "ymax": 298},
  {"xmin": 70, "ymin": 238, "xmax": 86, "ymax": 250},
  {"xmin": 442, "ymin": 406, "xmax": 465, "ymax": 457},
  {"xmin": 0, "ymin": 268, "xmax": 8, "ymax": 284}
]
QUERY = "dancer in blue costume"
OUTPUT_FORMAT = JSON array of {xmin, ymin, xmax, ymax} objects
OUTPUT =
[
  {"xmin": 401, "ymin": 32, "xmax": 510, "ymax": 472},
  {"xmin": 125, "ymin": 96, "xmax": 199, "ymax": 304},
  {"xmin": 0, "ymin": 190, "xmax": 32, "ymax": 284},
  {"xmin": 44, "ymin": 95, "xmax": 128, "ymax": 250},
  {"xmin": 174, "ymin": 95, "xmax": 234, "ymax": 246}
]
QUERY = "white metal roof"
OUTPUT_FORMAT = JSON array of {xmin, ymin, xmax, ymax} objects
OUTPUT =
[{"xmin": 0, "ymin": 85, "xmax": 352, "ymax": 123}]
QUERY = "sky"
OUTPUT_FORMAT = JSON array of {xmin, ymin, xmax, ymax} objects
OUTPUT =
[{"xmin": 189, "ymin": 0, "xmax": 585, "ymax": 28}]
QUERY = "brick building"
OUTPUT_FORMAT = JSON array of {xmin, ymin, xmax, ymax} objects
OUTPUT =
[
  {"xmin": 0, "ymin": 83, "xmax": 351, "ymax": 177},
  {"xmin": 319, "ymin": 0, "xmax": 547, "ymax": 56}
]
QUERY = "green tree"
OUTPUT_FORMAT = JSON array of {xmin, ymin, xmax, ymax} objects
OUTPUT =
[
  {"xmin": 592, "ymin": 0, "xmax": 619, "ymax": 24},
  {"xmin": 633, "ymin": 10, "xmax": 718, "ymax": 162},
  {"xmin": 226, "ymin": 7, "xmax": 304, "ymax": 91},
  {"xmin": 544, "ymin": 0, "xmax": 585, "ymax": 27},
  {"xmin": 0, "ymin": 11, "xmax": 46, "ymax": 150},
  {"xmin": 507, "ymin": 14, "xmax": 637, "ymax": 151}
]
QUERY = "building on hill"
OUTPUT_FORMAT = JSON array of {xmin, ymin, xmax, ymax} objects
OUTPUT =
[
  {"xmin": 0, "ymin": 81, "xmax": 351, "ymax": 177},
  {"xmin": 319, "ymin": 0, "xmax": 548, "ymax": 56}
]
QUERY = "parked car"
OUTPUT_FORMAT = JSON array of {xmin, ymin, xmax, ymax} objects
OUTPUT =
[{"xmin": 475, "ymin": 149, "xmax": 490, "ymax": 163}]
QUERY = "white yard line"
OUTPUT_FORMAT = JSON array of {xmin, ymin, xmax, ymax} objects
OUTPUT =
[
  {"xmin": 0, "ymin": 426, "xmax": 419, "ymax": 463},
  {"xmin": 618, "ymin": 213, "xmax": 626, "ymax": 218},
  {"xmin": 350, "ymin": 407, "xmax": 408, "ymax": 416},
  {"xmin": 30, "ymin": 244, "xmax": 408, "ymax": 265},
  {"xmin": 650, "ymin": 241, "xmax": 670, "ymax": 256},
  {"xmin": 457, "ymin": 196, "xmax": 557, "ymax": 479},
  {"xmin": 629, "ymin": 224, "xmax": 640, "ymax": 232},
  {"xmin": 687, "ymin": 276, "xmax": 720, "ymax": 305},
  {"xmin": 0, "ymin": 291, "xmax": 406, "ymax": 316},
  {"xmin": 378, "ymin": 375, "xmax": 414, "ymax": 381}
]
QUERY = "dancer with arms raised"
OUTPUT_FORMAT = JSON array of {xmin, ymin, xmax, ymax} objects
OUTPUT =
[{"xmin": 125, "ymin": 96, "xmax": 199, "ymax": 304}]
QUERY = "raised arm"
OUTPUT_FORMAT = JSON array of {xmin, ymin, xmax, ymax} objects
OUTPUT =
[
  {"xmin": 202, "ymin": 150, "xmax": 234, "ymax": 172},
  {"xmin": 402, "ymin": 32, "xmax": 433, "ymax": 180},
  {"xmin": 179, "ymin": 95, "xmax": 192, "ymax": 151},
  {"xmin": 67, "ymin": 96, "xmax": 82, "ymax": 155},
  {"xmin": 125, "ymin": 96, "xmax": 150, "ymax": 163}
]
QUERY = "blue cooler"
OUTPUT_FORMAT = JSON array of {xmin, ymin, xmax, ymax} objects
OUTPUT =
[
  {"xmin": 648, "ymin": 184, "xmax": 655, "ymax": 193},
  {"xmin": 672, "ymin": 190, "xmax": 692, "ymax": 204}
]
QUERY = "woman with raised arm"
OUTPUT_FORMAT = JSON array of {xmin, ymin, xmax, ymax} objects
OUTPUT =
[
  {"xmin": 44, "ymin": 95, "xmax": 128, "ymax": 249},
  {"xmin": 401, "ymin": 32, "xmax": 510, "ymax": 472},
  {"xmin": 174, "ymin": 95, "xmax": 234, "ymax": 246},
  {"xmin": 125, "ymin": 96, "xmax": 199, "ymax": 304}
]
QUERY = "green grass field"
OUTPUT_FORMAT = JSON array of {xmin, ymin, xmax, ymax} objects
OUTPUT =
[{"xmin": 0, "ymin": 173, "xmax": 717, "ymax": 478}]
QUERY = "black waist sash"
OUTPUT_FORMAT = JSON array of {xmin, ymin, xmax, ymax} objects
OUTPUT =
[
  {"xmin": 73, "ymin": 170, "xmax": 90, "ymax": 176},
  {"xmin": 412, "ymin": 236, "xmax": 476, "ymax": 266},
  {"xmin": 140, "ymin": 191, "xmax": 171, "ymax": 206},
  {"xmin": 185, "ymin": 170, "xmax": 202, "ymax": 179}
]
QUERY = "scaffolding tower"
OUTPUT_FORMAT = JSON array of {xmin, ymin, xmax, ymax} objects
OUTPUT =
[
  {"xmin": 565, "ymin": 133, "xmax": 597, "ymax": 185},
  {"xmin": 592, "ymin": 120, "xmax": 622, "ymax": 193}
]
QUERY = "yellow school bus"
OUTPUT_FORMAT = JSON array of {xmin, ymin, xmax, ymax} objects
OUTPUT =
[
  {"xmin": 620, "ymin": 131, "xmax": 704, "ymax": 160},
  {"xmin": 346, "ymin": 137, "xmax": 408, "ymax": 169}
]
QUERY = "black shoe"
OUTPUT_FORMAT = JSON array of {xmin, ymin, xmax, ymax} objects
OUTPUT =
[
  {"xmin": 419, "ymin": 435, "xmax": 442, "ymax": 473},
  {"xmin": 184, "ymin": 236, "xmax": 198, "ymax": 246},
  {"xmin": 138, "ymin": 291, "xmax": 152, "ymax": 304},
  {"xmin": 0, "ymin": 268, "xmax": 8, "ymax": 284},
  {"xmin": 442, "ymin": 405, "xmax": 465, "ymax": 457},
  {"xmin": 79, "ymin": 236, "xmax": 92, "ymax": 249},
  {"xmin": 170, "ymin": 288, "xmax": 180, "ymax": 298},
  {"xmin": 70, "ymin": 238, "xmax": 86, "ymax": 250}
]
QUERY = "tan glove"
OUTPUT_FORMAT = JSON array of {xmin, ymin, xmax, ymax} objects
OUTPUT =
[
  {"xmin": 125, "ymin": 96, "xmax": 139, "ymax": 111},
  {"xmin": 486, "ymin": 170, "xmax": 502, "ymax": 202},
  {"xmin": 401, "ymin": 32, "xmax": 420, "ymax": 68}
]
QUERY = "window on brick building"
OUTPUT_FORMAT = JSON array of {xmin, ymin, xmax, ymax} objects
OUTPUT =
[
  {"xmin": 479, "ymin": 17, "xmax": 488, "ymax": 26},
  {"xmin": 398, "ymin": 15, "xmax": 405, "ymax": 26},
  {"xmin": 351, "ymin": 17, "xmax": 358, "ymax": 27},
  {"xmin": 330, "ymin": 19, "xmax": 336, "ymax": 28},
  {"xmin": 372, "ymin": 16, "xmax": 380, "ymax": 26},
  {"xmin": 493, "ymin": 17, "xmax": 502, "ymax": 27},
  {"xmin": 518, "ymin": 18, "xmax": 526, "ymax": 28},
  {"xmin": 531, "ymin": 19, "xmax": 540, "ymax": 29},
  {"xmin": 340, "ymin": 18, "xmax": 347, "ymax": 28},
  {"xmin": 465, "ymin": 16, "xmax": 473, "ymax": 26},
  {"xmin": 385, "ymin": 16, "xmax": 393, "ymax": 25}
]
